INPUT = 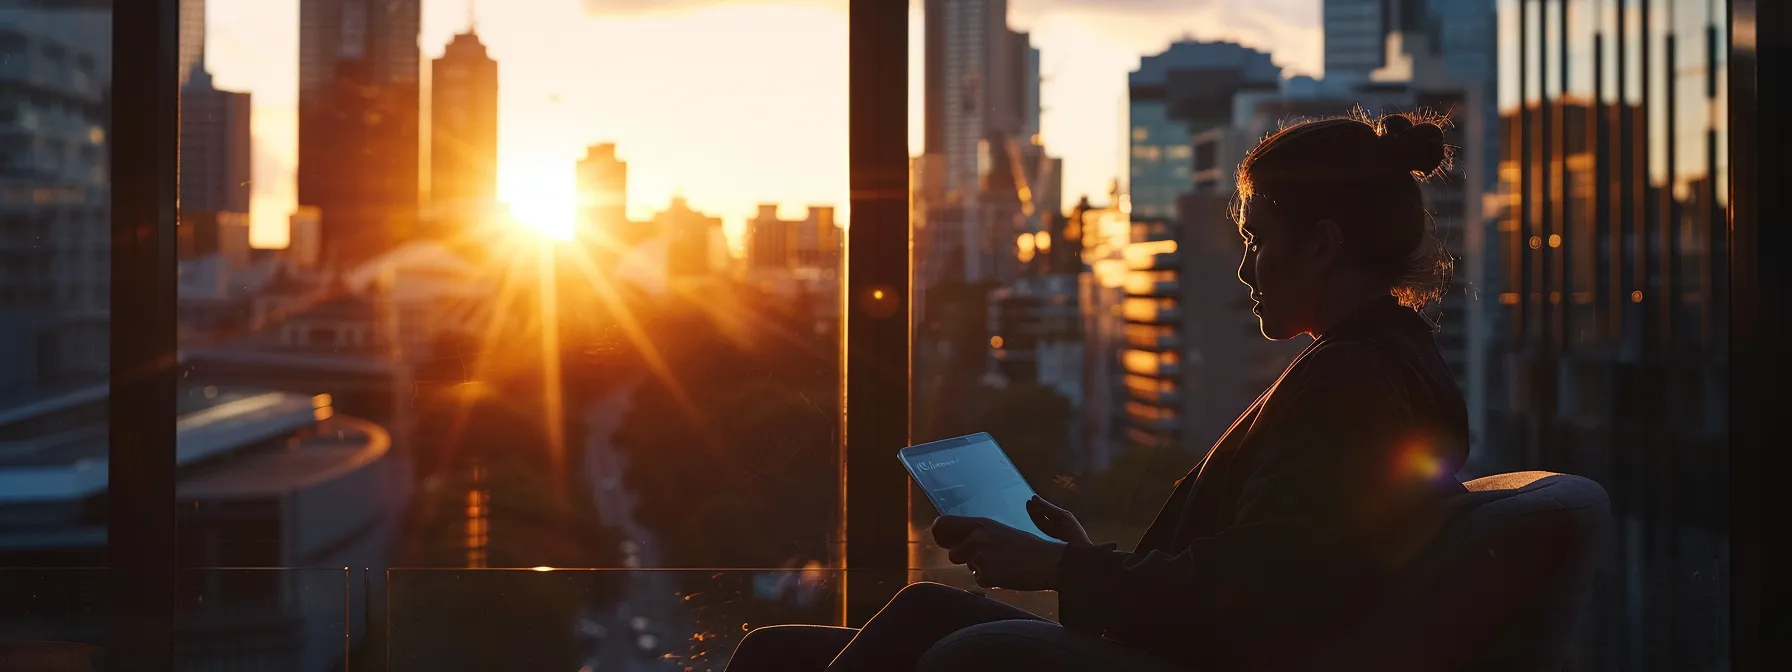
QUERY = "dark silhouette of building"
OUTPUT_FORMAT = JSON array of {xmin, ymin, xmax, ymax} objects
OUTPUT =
[
  {"xmin": 1492, "ymin": 1, "xmax": 1730, "ymax": 668},
  {"xmin": 179, "ymin": 71, "xmax": 251, "ymax": 259},
  {"xmin": 749, "ymin": 205, "xmax": 840, "ymax": 272},
  {"xmin": 298, "ymin": 0, "xmax": 421, "ymax": 266},
  {"xmin": 653, "ymin": 197, "xmax": 722, "ymax": 277},
  {"xmin": 575, "ymin": 143, "xmax": 633, "ymax": 246},
  {"xmin": 428, "ymin": 28, "xmax": 498, "ymax": 238}
]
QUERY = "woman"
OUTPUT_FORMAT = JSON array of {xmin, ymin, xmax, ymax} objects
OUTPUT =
[{"xmin": 725, "ymin": 111, "xmax": 1469, "ymax": 672}]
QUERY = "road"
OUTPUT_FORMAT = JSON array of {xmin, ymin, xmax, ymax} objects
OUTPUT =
[{"xmin": 576, "ymin": 379, "xmax": 695, "ymax": 671}]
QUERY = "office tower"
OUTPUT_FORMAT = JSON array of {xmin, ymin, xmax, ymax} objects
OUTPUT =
[
  {"xmin": 429, "ymin": 29, "xmax": 498, "ymax": 237},
  {"xmin": 298, "ymin": 0, "xmax": 421, "ymax": 265},
  {"xmin": 179, "ymin": 70, "xmax": 252, "ymax": 259},
  {"xmin": 1127, "ymin": 41, "xmax": 1280, "ymax": 220},
  {"xmin": 575, "ymin": 143, "xmax": 631, "ymax": 245},
  {"xmin": 0, "ymin": 9, "xmax": 111, "ymax": 390},
  {"xmin": 1494, "ymin": 1, "xmax": 1729, "ymax": 667},
  {"xmin": 290, "ymin": 207, "xmax": 324, "ymax": 268},
  {"xmin": 179, "ymin": 72, "xmax": 251, "ymax": 216},
  {"xmin": 748, "ymin": 205, "xmax": 839, "ymax": 272},
  {"xmin": 795, "ymin": 206, "xmax": 840, "ymax": 269},
  {"xmin": 179, "ymin": 0, "xmax": 205, "ymax": 86},
  {"xmin": 653, "ymin": 197, "xmax": 722, "ymax": 277},
  {"xmin": 748, "ymin": 205, "xmax": 791, "ymax": 270},
  {"xmin": 920, "ymin": 0, "xmax": 1041, "ymax": 285},
  {"xmin": 1323, "ymin": 0, "xmax": 1390, "ymax": 80}
]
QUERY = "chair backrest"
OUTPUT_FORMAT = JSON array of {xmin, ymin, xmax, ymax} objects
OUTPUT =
[{"xmin": 1312, "ymin": 471, "xmax": 1610, "ymax": 671}]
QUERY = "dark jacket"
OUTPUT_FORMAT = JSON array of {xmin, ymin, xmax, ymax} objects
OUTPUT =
[{"xmin": 1057, "ymin": 296, "xmax": 1470, "ymax": 671}]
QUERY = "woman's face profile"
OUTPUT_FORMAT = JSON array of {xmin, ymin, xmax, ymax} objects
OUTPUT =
[{"xmin": 1236, "ymin": 199, "xmax": 1320, "ymax": 341}]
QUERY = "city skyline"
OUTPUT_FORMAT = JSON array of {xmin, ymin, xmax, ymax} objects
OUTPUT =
[{"xmin": 203, "ymin": 0, "xmax": 1327, "ymax": 248}]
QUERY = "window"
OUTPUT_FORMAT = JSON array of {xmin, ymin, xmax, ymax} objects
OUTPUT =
[{"xmin": 2, "ymin": 0, "xmax": 1760, "ymax": 668}]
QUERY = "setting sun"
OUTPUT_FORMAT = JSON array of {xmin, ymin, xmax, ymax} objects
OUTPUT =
[{"xmin": 502, "ymin": 159, "xmax": 577, "ymax": 240}]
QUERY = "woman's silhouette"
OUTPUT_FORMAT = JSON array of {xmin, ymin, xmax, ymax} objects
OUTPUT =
[{"xmin": 725, "ymin": 111, "xmax": 1469, "ymax": 672}]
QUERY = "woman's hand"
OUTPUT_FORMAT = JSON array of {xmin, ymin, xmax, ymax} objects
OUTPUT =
[
  {"xmin": 931, "ymin": 515, "xmax": 1067, "ymax": 591},
  {"xmin": 1026, "ymin": 496, "xmax": 1093, "ymax": 545}
]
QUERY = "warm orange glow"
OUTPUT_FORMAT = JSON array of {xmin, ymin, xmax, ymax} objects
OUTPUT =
[
  {"xmin": 990, "ymin": 336, "xmax": 1004, "ymax": 348},
  {"xmin": 872, "ymin": 289, "xmax": 885, "ymax": 300},
  {"xmin": 1547, "ymin": 234, "xmax": 1562, "ymax": 248},
  {"xmin": 1529, "ymin": 236, "xmax": 1543, "ymax": 249},
  {"xmin": 1631, "ymin": 290, "xmax": 1644, "ymax": 303},
  {"xmin": 1035, "ymin": 231, "xmax": 1052, "ymax": 252},
  {"xmin": 1396, "ymin": 441, "xmax": 1443, "ymax": 481},
  {"xmin": 505, "ymin": 161, "xmax": 577, "ymax": 240}
]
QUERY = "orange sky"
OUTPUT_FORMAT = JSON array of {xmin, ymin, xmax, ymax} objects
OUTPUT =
[{"xmin": 205, "ymin": 0, "xmax": 1321, "ymax": 248}]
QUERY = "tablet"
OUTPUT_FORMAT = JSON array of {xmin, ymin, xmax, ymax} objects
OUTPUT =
[{"xmin": 898, "ymin": 432, "xmax": 1051, "ymax": 540}]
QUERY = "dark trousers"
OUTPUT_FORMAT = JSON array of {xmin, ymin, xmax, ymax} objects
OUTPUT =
[{"xmin": 724, "ymin": 582, "xmax": 1184, "ymax": 672}]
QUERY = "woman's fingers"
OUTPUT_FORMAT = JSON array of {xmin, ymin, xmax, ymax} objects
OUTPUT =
[{"xmin": 946, "ymin": 528, "xmax": 986, "ymax": 566}]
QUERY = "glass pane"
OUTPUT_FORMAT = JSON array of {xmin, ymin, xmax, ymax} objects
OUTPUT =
[
  {"xmin": 175, "ymin": 569, "xmax": 351, "ymax": 670},
  {"xmin": 0, "ymin": 569, "xmax": 107, "ymax": 669},
  {"xmin": 387, "ymin": 568, "xmax": 845, "ymax": 670},
  {"xmin": 180, "ymin": 0, "xmax": 851, "ymax": 663},
  {"xmin": 1495, "ymin": 0, "xmax": 1731, "ymax": 667},
  {"xmin": 0, "ymin": 1, "xmax": 111, "ymax": 566}
]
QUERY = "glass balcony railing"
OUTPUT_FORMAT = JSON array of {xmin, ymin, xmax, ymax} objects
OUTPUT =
[{"xmin": 6, "ymin": 567, "xmax": 1054, "ymax": 671}]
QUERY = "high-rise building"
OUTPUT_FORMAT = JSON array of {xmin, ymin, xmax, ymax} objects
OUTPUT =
[
  {"xmin": 179, "ymin": 0, "xmax": 205, "ymax": 86},
  {"xmin": 0, "ymin": 9, "xmax": 112, "ymax": 390},
  {"xmin": 1127, "ymin": 40, "xmax": 1280, "ymax": 220},
  {"xmin": 298, "ymin": 0, "xmax": 421, "ymax": 265},
  {"xmin": 290, "ymin": 207, "xmax": 324, "ymax": 269},
  {"xmin": 428, "ymin": 29, "xmax": 498, "ymax": 237},
  {"xmin": 1323, "ymin": 0, "xmax": 1390, "ymax": 80},
  {"xmin": 919, "ymin": 0, "xmax": 1042, "ymax": 286},
  {"xmin": 1493, "ymin": 1, "xmax": 1730, "ymax": 667},
  {"xmin": 575, "ymin": 143, "xmax": 631, "ymax": 245},
  {"xmin": 179, "ymin": 70, "xmax": 252, "ymax": 261},
  {"xmin": 748, "ymin": 205, "xmax": 840, "ymax": 272},
  {"xmin": 794, "ymin": 206, "xmax": 840, "ymax": 269},
  {"xmin": 653, "ymin": 197, "xmax": 723, "ymax": 277}
]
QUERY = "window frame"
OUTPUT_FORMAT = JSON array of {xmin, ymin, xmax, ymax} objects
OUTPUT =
[{"xmin": 103, "ymin": 0, "xmax": 1785, "ymax": 664}]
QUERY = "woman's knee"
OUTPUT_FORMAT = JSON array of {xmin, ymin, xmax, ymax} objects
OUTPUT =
[
  {"xmin": 890, "ymin": 581, "xmax": 963, "ymax": 605},
  {"xmin": 916, "ymin": 620, "xmax": 1062, "ymax": 670}
]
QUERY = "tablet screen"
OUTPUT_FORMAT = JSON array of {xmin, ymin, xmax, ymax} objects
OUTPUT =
[{"xmin": 899, "ymin": 433, "xmax": 1050, "ymax": 539}]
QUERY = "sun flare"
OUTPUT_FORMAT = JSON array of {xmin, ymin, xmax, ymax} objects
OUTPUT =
[{"xmin": 501, "ymin": 160, "xmax": 578, "ymax": 240}]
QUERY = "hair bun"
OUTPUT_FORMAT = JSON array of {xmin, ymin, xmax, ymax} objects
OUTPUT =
[{"xmin": 1377, "ymin": 113, "xmax": 1448, "ymax": 177}]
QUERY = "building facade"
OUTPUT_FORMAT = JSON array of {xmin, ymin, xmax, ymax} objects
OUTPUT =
[
  {"xmin": 297, "ymin": 0, "xmax": 421, "ymax": 265},
  {"xmin": 0, "ymin": 9, "xmax": 111, "ymax": 391},
  {"xmin": 575, "ymin": 143, "xmax": 631, "ymax": 246},
  {"xmin": 1127, "ymin": 40, "xmax": 1280, "ymax": 220},
  {"xmin": 1493, "ymin": 0, "xmax": 1730, "ymax": 667},
  {"xmin": 653, "ymin": 197, "xmax": 724, "ymax": 277},
  {"xmin": 179, "ymin": 71, "xmax": 251, "ymax": 259},
  {"xmin": 1323, "ymin": 0, "xmax": 1390, "ymax": 80},
  {"xmin": 428, "ymin": 29, "xmax": 498, "ymax": 237}
]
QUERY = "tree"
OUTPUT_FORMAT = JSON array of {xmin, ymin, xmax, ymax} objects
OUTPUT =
[{"xmin": 613, "ymin": 285, "xmax": 841, "ymax": 571}]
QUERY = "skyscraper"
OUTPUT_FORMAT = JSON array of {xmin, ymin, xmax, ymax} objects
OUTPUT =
[
  {"xmin": 429, "ymin": 29, "xmax": 498, "ymax": 237},
  {"xmin": 0, "ymin": 8, "xmax": 111, "ymax": 389},
  {"xmin": 575, "ymin": 143, "xmax": 631, "ymax": 245},
  {"xmin": 179, "ymin": 0, "xmax": 205, "ymax": 86},
  {"xmin": 919, "ymin": 0, "xmax": 1042, "ymax": 285},
  {"xmin": 1323, "ymin": 0, "xmax": 1390, "ymax": 80},
  {"xmin": 653, "ymin": 197, "xmax": 723, "ymax": 278},
  {"xmin": 1126, "ymin": 40, "xmax": 1280, "ymax": 220},
  {"xmin": 179, "ymin": 72, "xmax": 250, "ymax": 217},
  {"xmin": 298, "ymin": 0, "xmax": 421, "ymax": 265}
]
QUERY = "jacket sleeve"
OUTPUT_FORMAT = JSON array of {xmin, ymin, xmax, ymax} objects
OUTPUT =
[{"xmin": 1055, "ymin": 342, "xmax": 1456, "ymax": 662}]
